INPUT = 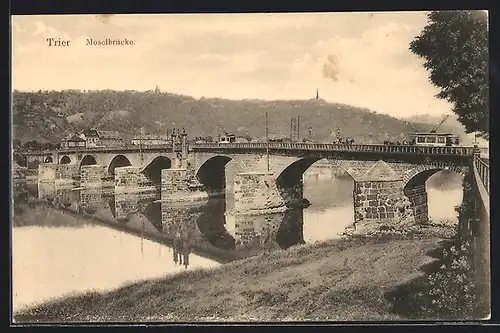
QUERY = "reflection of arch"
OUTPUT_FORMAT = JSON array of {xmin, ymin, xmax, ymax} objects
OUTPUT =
[
  {"xmin": 196, "ymin": 156, "xmax": 232, "ymax": 192},
  {"xmin": 142, "ymin": 202, "xmax": 162, "ymax": 232},
  {"xmin": 80, "ymin": 155, "xmax": 97, "ymax": 168},
  {"xmin": 275, "ymin": 209, "xmax": 305, "ymax": 249},
  {"xmin": 141, "ymin": 156, "xmax": 172, "ymax": 183},
  {"xmin": 44, "ymin": 156, "xmax": 53, "ymax": 163},
  {"xmin": 108, "ymin": 155, "xmax": 132, "ymax": 175},
  {"xmin": 196, "ymin": 198, "xmax": 235, "ymax": 250},
  {"xmin": 60, "ymin": 156, "xmax": 71, "ymax": 164},
  {"xmin": 108, "ymin": 196, "xmax": 116, "ymax": 218}
]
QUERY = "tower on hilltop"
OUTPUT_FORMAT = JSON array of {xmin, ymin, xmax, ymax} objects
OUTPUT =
[
  {"xmin": 154, "ymin": 84, "xmax": 161, "ymax": 93},
  {"xmin": 316, "ymin": 88, "xmax": 319, "ymax": 100}
]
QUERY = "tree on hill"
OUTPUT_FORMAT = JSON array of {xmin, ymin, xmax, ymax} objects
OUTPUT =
[{"xmin": 410, "ymin": 11, "xmax": 489, "ymax": 139}]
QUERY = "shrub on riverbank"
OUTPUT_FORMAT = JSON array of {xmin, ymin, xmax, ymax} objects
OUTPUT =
[{"xmin": 385, "ymin": 236, "xmax": 477, "ymax": 319}]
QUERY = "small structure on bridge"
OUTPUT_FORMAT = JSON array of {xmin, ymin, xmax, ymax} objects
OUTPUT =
[{"xmin": 219, "ymin": 133, "xmax": 236, "ymax": 144}]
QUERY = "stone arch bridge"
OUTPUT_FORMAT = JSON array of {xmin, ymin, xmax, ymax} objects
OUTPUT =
[{"xmin": 31, "ymin": 142, "xmax": 475, "ymax": 226}]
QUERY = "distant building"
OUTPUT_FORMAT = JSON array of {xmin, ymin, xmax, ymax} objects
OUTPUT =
[
  {"xmin": 81, "ymin": 129, "xmax": 123, "ymax": 147},
  {"xmin": 61, "ymin": 134, "xmax": 86, "ymax": 149},
  {"xmin": 131, "ymin": 134, "xmax": 170, "ymax": 146}
]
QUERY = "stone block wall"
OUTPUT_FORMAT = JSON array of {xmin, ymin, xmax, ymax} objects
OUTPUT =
[
  {"xmin": 114, "ymin": 195, "xmax": 138, "ymax": 220},
  {"xmin": 55, "ymin": 164, "xmax": 79, "ymax": 186},
  {"xmin": 233, "ymin": 172, "xmax": 302, "ymax": 215},
  {"xmin": 161, "ymin": 204, "xmax": 204, "ymax": 242},
  {"xmin": 161, "ymin": 168, "xmax": 210, "ymax": 202},
  {"xmin": 161, "ymin": 169, "xmax": 190, "ymax": 194},
  {"xmin": 229, "ymin": 213, "xmax": 283, "ymax": 251},
  {"xmin": 115, "ymin": 166, "xmax": 155, "ymax": 193},
  {"xmin": 404, "ymin": 184, "xmax": 429, "ymax": 223},
  {"xmin": 80, "ymin": 188, "xmax": 103, "ymax": 214},
  {"xmin": 353, "ymin": 180, "xmax": 413, "ymax": 227},
  {"xmin": 80, "ymin": 165, "xmax": 107, "ymax": 188}
]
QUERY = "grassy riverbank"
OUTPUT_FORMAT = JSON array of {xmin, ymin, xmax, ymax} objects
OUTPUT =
[{"xmin": 15, "ymin": 222, "xmax": 474, "ymax": 323}]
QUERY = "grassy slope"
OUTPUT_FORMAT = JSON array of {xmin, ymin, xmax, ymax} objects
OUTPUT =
[{"xmin": 15, "ymin": 226, "xmax": 455, "ymax": 323}]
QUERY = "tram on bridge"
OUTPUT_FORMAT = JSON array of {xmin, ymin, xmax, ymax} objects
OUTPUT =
[
  {"xmin": 408, "ymin": 132, "xmax": 460, "ymax": 147},
  {"xmin": 408, "ymin": 115, "xmax": 460, "ymax": 147}
]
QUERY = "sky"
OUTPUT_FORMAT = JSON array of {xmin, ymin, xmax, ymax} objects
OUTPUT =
[{"xmin": 12, "ymin": 12, "xmax": 462, "ymax": 119}]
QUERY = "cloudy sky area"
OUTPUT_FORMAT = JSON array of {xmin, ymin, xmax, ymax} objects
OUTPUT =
[{"xmin": 12, "ymin": 12, "xmax": 455, "ymax": 118}]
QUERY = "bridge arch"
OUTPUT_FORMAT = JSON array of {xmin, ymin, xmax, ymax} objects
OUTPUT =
[
  {"xmin": 80, "ymin": 155, "xmax": 97, "ymax": 168},
  {"xmin": 141, "ymin": 156, "xmax": 172, "ymax": 183},
  {"xmin": 403, "ymin": 165, "xmax": 467, "ymax": 223},
  {"xmin": 195, "ymin": 155, "xmax": 234, "ymax": 193},
  {"xmin": 108, "ymin": 155, "xmax": 132, "ymax": 176},
  {"xmin": 44, "ymin": 156, "xmax": 53, "ymax": 163},
  {"xmin": 275, "ymin": 157, "xmax": 324, "ymax": 191},
  {"xmin": 402, "ymin": 164, "xmax": 468, "ymax": 188},
  {"xmin": 60, "ymin": 155, "xmax": 72, "ymax": 164}
]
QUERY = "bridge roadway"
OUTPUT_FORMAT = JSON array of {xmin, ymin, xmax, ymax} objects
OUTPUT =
[{"xmin": 45, "ymin": 142, "xmax": 477, "ymax": 156}]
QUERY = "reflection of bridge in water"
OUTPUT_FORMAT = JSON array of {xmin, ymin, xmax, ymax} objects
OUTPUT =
[{"xmin": 32, "ymin": 184, "xmax": 307, "ymax": 266}]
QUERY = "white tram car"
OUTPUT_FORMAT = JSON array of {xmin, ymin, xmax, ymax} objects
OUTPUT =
[{"xmin": 408, "ymin": 132, "xmax": 460, "ymax": 147}]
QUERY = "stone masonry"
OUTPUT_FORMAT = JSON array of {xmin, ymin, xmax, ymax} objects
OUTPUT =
[
  {"xmin": 55, "ymin": 164, "xmax": 79, "ymax": 186},
  {"xmin": 404, "ymin": 184, "xmax": 429, "ymax": 224},
  {"xmin": 353, "ymin": 180, "xmax": 413, "ymax": 228},
  {"xmin": 115, "ymin": 166, "xmax": 155, "ymax": 194},
  {"xmin": 161, "ymin": 168, "xmax": 209, "ymax": 203},
  {"xmin": 80, "ymin": 165, "xmax": 107, "ymax": 188},
  {"xmin": 232, "ymin": 171, "xmax": 304, "ymax": 215}
]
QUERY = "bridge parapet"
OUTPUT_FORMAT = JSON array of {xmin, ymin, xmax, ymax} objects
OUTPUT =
[
  {"xmin": 474, "ymin": 155, "xmax": 489, "ymax": 195},
  {"xmin": 32, "ymin": 142, "xmax": 475, "ymax": 158},
  {"xmin": 191, "ymin": 142, "xmax": 475, "ymax": 156}
]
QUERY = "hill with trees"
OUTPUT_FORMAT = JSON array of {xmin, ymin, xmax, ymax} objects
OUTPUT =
[{"xmin": 12, "ymin": 89, "xmax": 463, "ymax": 145}]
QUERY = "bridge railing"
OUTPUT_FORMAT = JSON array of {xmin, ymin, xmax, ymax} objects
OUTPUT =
[
  {"xmin": 190, "ymin": 142, "xmax": 475, "ymax": 156},
  {"xmin": 43, "ymin": 144, "xmax": 176, "ymax": 154},
  {"xmin": 474, "ymin": 154, "xmax": 490, "ymax": 194},
  {"xmin": 31, "ymin": 142, "xmax": 476, "ymax": 156}
]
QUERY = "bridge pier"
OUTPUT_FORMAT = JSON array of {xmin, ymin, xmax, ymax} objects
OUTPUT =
[
  {"xmin": 80, "ymin": 165, "xmax": 106, "ymax": 188},
  {"xmin": 38, "ymin": 163, "xmax": 79, "ymax": 187},
  {"xmin": 115, "ymin": 166, "xmax": 156, "ymax": 194},
  {"xmin": 161, "ymin": 168, "xmax": 212, "ymax": 203},
  {"xmin": 404, "ymin": 184, "xmax": 429, "ymax": 223},
  {"xmin": 232, "ymin": 171, "xmax": 304, "ymax": 216},
  {"xmin": 353, "ymin": 180, "xmax": 414, "ymax": 229}
]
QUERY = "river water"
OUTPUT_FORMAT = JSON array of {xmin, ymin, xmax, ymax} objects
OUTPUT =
[{"xmin": 11, "ymin": 169, "xmax": 463, "ymax": 312}]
